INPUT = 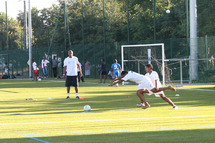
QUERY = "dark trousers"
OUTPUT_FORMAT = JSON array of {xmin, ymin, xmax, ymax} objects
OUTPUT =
[
  {"xmin": 78, "ymin": 71, "xmax": 85, "ymax": 82},
  {"xmin": 53, "ymin": 67, "xmax": 57, "ymax": 78}
]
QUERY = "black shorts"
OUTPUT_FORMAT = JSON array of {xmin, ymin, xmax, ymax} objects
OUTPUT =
[
  {"xmin": 101, "ymin": 70, "xmax": 106, "ymax": 75},
  {"xmin": 65, "ymin": 76, "xmax": 78, "ymax": 87}
]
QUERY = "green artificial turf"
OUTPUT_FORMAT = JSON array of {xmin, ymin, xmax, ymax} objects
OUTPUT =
[{"xmin": 0, "ymin": 79, "xmax": 215, "ymax": 143}]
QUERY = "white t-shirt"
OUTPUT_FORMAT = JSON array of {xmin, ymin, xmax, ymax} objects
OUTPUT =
[
  {"xmin": 122, "ymin": 71, "xmax": 150, "ymax": 84},
  {"xmin": 41, "ymin": 59, "xmax": 49, "ymax": 68},
  {"xmin": 64, "ymin": 56, "xmax": 79, "ymax": 76},
  {"xmin": 145, "ymin": 71, "xmax": 162, "ymax": 87},
  {"xmin": 32, "ymin": 62, "xmax": 37, "ymax": 70},
  {"xmin": 77, "ymin": 62, "xmax": 81, "ymax": 72}
]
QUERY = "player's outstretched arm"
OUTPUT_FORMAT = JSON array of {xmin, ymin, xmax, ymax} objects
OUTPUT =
[
  {"xmin": 109, "ymin": 79, "xmax": 124, "ymax": 86},
  {"xmin": 77, "ymin": 64, "xmax": 83, "ymax": 77},
  {"xmin": 111, "ymin": 76, "xmax": 122, "ymax": 82},
  {"xmin": 63, "ymin": 66, "xmax": 67, "ymax": 79}
]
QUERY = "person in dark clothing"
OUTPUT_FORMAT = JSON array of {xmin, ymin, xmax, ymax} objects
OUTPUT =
[
  {"xmin": 52, "ymin": 56, "xmax": 59, "ymax": 78},
  {"xmin": 100, "ymin": 58, "xmax": 106, "ymax": 83},
  {"xmin": 77, "ymin": 62, "xmax": 85, "ymax": 82}
]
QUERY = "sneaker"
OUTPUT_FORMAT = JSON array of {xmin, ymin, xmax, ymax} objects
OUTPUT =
[
  {"xmin": 136, "ymin": 103, "xmax": 145, "ymax": 108},
  {"xmin": 141, "ymin": 105, "xmax": 150, "ymax": 109},
  {"xmin": 173, "ymin": 105, "xmax": 178, "ymax": 109},
  {"xmin": 76, "ymin": 96, "xmax": 80, "ymax": 99},
  {"xmin": 141, "ymin": 102, "xmax": 150, "ymax": 109},
  {"xmin": 66, "ymin": 96, "xmax": 70, "ymax": 99}
]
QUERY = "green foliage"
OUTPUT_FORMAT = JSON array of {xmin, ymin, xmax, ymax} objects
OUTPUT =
[
  {"xmin": 0, "ymin": 13, "xmax": 23, "ymax": 50},
  {"xmin": 0, "ymin": 0, "xmax": 215, "ymax": 51}
]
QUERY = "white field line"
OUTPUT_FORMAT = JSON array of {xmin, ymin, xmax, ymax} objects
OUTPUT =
[{"xmin": 1, "ymin": 115, "xmax": 215, "ymax": 126}]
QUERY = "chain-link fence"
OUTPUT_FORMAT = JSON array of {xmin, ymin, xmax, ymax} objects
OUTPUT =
[{"xmin": 0, "ymin": 36, "xmax": 215, "ymax": 84}]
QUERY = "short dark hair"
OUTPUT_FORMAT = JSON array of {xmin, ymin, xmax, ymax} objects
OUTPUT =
[
  {"xmin": 121, "ymin": 71, "xmax": 128, "ymax": 76},
  {"xmin": 145, "ymin": 64, "xmax": 153, "ymax": 69},
  {"xmin": 101, "ymin": 58, "xmax": 105, "ymax": 61}
]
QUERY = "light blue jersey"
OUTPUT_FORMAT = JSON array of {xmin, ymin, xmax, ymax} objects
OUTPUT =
[{"xmin": 111, "ymin": 63, "xmax": 121, "ymax": 78}]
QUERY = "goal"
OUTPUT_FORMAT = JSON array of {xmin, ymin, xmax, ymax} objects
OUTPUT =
[{"xmin": 121, "ymin": 43, "xmax": 166, "ymax": 86}]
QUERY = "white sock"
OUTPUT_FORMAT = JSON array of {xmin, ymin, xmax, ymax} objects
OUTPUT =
[
  {"xmin": 67, "ymin": 93, "xmax": 70, "ymax": 97},
  {"xmin": 76, "ymin": 93, "xmax": 78, "ymax": 97}
]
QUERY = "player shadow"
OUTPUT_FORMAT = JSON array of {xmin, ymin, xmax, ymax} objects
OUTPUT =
[
  {"xmin": 0, "ymin": 80, "xmax": 111, "ymax": 88},
  {"xmin": 0, "ymin": 128, "xmax": 214, "ymax": 143},
  {"xmin": 0, "ymin": 90, "xmax": 19, "ymax": 93},
  {"xmin": 1, "ymin": 79, "xmax": 215, "ymax": 116}
]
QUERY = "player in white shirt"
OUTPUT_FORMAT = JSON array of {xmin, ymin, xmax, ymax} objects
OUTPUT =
[
  {"xmin": 41, "ymin": 57, "xmax": 49, "ymax": 78},
  {"xmin": 63, "ymin": 50, "xmax": 83, "ymax": 99},
  {"xmin": 139, "ymin": 64, "xmax": 177, "ymax": 109},
  {"xmin": 32, "ymin": 59, "xmax": 38, "ymax": 81},
  {"xmin": 109, "ymin": 70, "xmax": 176, "ymax": 109}
]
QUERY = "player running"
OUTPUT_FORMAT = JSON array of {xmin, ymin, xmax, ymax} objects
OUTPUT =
[
  {"xmin": 136, "ymin": 64, "xmax": 178, "ymax": 109},
  {"xmin": 109, "ymin": 70, "xmax": 176, "ymax": 109},
  {"xmin": 63, "ymin": 50, "xmax": 83, "ymax": 99},
  {"xmin": 111, "ymin": 59, "xmax": 121, "ymax": 87}
]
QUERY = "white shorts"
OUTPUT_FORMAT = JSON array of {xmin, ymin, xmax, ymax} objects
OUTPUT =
[
  {"xmin": 137, "ymin": 77, "xmax": 164, "ymax": 97},
  {"xmin": 5, "ymin": 69, "xmax": 8, "ymax": 74},
  {"xmin": 137, "ymin": 78, "xmax": 155, "ymax": 95},
  {"xmin": 146, "ymin": 91, "xmax": 164, "ymax": 97}
]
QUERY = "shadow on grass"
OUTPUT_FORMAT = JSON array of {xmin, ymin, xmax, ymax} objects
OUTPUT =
[
  {"xmin": 1, "ymin": 129, "xmax": 215, "ymax": 143},
  {"xmin": 0, "ymin": 88, "xmax": 215, "ymax": 116},
  {"xmin": 0, "ymin": 79, "xmax": 110, "ymax": 88},
  {"xmin": 0, "ymin": 80, "xmax": 215, "ymax": 116},
  {"xmin": 0, "ymin": 90, "xmax": 19, "ymax": 93}
]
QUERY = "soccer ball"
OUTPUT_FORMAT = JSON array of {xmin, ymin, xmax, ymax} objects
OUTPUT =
[
  {"xmin": 38, "ymin": 78, "xmax": 42, "ymax": 81},
  {"xmin": 84, "ymin": 105, "xmax": 91, "ymax": 112}
]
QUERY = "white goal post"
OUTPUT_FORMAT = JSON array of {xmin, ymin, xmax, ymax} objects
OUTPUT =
[{"xmin": 121, "ymin": 43, "xmax": 165, "ymax": 87}]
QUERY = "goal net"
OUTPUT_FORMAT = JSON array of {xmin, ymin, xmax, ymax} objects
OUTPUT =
[{"xmin": 121, "ymin": 43, "xmax": 167, "ymax": 86}]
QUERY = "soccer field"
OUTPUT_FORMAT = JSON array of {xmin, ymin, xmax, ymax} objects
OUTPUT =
[{"xmin": 0, "ymin": 79, "xmax": 215, "ymax": 143}]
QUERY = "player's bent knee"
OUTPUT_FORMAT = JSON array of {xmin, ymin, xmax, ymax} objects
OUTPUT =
[
  {"xmin": 151, "ymin": 88, "xmax": 157, "ymax": 93},
  {"xmin": 160, "ymin": 94, "xmax": 165, "ymax": 98},
  {"xmin": 136, "ymin": 90, "xmax": 142, "ymax": 96}
]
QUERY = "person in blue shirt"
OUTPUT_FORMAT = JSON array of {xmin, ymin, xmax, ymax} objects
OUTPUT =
[
  {"xmin": 111, "ymin": 59, "xmax": 121, "ymax": 86},
  {"xmin": 100, "ymin": 58, "xmax": 107, "ymax": 83}
]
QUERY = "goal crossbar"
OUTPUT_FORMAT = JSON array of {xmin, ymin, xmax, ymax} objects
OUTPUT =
[{"xmin": 121, "ymin": 43, "xmax": 165, "ymax": 86}]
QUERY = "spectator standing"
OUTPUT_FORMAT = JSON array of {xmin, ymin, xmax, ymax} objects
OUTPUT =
[
  {"xmin": 85, "ymin": 61, "xmax": 90, "ymax": 77},
  {"xmin": 4, "ymin": 63, "xmax": 8, "ymax": 75},
  {"xmin": 77, "ymin": 62, "xmax": 85, "ymax": 82},
  {"xmin": 41, "ymin": 56, "xmax": 49, "ymax": 78},
  {"xmin": 32, "ymin": 59, "xmax": 38, "ymax": 81},
  {"xmin": 52, "ymin": 56, "xmax": 59, "ymax": 78},
  {"xmin": 100, "ymin": 58, "xmax": 106, "ymax": 83}
]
